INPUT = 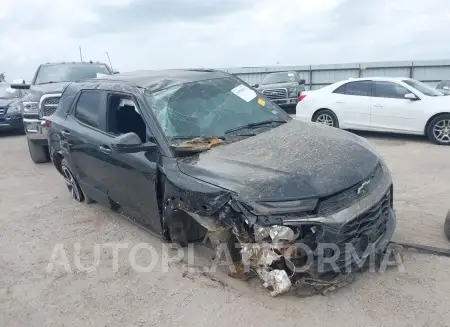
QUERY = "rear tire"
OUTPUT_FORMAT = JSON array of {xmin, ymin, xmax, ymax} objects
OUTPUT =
[
  {"xmin": 312, "ymin": 109, "xmax": 339, "ymax": 128},
  {"xmin": 426, "ymin": 114, "xmax": 450, "ymax": 145},
  {"xmin": 61, "ymin": 158, "xmax": 85, "ymax": 203},
  {"xmin": 27, "ymin": 139, "xmax": 50, "ymax": 163}
]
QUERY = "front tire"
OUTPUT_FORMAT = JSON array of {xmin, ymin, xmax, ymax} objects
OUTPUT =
[
  {"xmin": 427, "ymin": 114, "xmax": 450, "ymax": 145},
  {"xmin": 27, "ymin": 139, "xmax": 50, "ymax": 163},
  {"xmin": 312, "ymin": 109, "xmax": 339, "ymax": 128}
]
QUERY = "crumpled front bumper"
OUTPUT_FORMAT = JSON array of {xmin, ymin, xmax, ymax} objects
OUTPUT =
[
  {"xmin": 300, "ymin": 207, "xmax": 396, "ymax": 278},
  {"xmin": 239, "ymin": 162, "xmax": 396, "ymax": 294}
]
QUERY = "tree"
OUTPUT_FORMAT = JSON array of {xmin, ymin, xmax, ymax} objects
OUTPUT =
[{"xmin": 0, "ymin": 72, "xmax": 5, "ymax": 82}]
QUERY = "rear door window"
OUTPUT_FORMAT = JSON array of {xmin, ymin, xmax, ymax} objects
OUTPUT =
[
  {"xmin": 333, "ymin": 81, "xmax": 371, "ymax": 96},
  {"xmin": 73, "ymin": 90, "xmax": 104, "ymax": 129}
]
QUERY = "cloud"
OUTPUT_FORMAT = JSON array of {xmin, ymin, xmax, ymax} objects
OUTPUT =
[
  {"xmin": 96, "ymin": 0, "xmax": 257, "ymax": 30},
  {"xmin": 1, "ymin": 0, "xmax": 450, "ymax": 80}
]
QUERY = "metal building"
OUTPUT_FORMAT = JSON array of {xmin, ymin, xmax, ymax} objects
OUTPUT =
[{"xmin": 220, "ymin": 59, "xmax": 450, "ymax": 90}]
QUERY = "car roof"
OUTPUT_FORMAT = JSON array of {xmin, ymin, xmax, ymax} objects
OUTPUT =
[
  {"xmin": 89, "ymin": 69, "xmax": 230, "ymax": 92},
  {"xmin": 344, "ymin": 77, "xmax": 411, "ymax": 82}
]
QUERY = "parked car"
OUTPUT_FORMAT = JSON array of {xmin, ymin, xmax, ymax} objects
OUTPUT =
[
  {"xmin": 10, "ymin": 61, "xmax": 113, "ymax": 163},
  {"xmin": 0, "ymin": 83, "xmax": 24, "ymax": 133},
  {"xmin": 296, "ymin": 77, "xmax": 450, "ymax": 145},
  {"xmin": 436, "ymin": 80, "xmax": 450, "ymax": 95},
  {"xmin": 255, "ymin": 71, "xmax": 306, "ymax": 114},
  {"xmin": 46, "ymin": 69, "xmax": 395, "ymax": 292}
]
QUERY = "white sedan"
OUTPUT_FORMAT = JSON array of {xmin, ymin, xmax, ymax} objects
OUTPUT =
[{"xmin": 295, "ymin": 77, "xmax": 450, "ymax": 145}]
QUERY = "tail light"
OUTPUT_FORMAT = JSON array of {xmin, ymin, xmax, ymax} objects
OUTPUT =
[
  {"xmin": 45, "ymin": 119, "xmax": 52, "ymax": 129},
  {"xmin": 298, "ymin": 94, "xmax": 307, "ymax": 102}
]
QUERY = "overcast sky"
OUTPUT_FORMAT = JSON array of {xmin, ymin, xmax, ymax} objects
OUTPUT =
[{"xmin": 1, "ymin": 0, "xmax": 449, "ymax": 80}]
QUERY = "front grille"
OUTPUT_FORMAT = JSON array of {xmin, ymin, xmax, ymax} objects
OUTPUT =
[
  {"xmin": 262, "ymin": 88, "xmax": 287, "ymax": 100},
  {"xmin": 40, "ymin": 96, "xmax": 60, "ymax": 117},
  {"xmin": 318, "ymin": 163, "xmax": 383, "ymax": 215},
  {"xmin": 0, "ymin": 107, "xmax": 5, "ymax": 116},
  {"xmin": 315, "ymin": 189, "xmax": 391, "ymax": 275},
  {"xmin": 338, "ymin": 189, "xmax": 390, "ymax": 245}
]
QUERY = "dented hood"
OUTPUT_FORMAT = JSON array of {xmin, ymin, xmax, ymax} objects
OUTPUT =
[{"xmin": 177, "ymin": 120, "xmax": 380, "ymax": 202}]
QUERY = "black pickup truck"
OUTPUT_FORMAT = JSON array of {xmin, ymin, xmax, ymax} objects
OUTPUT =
[
  {"xmin": 255, "ymin": 71, "xmax": 306, "ymax": 114},
  {"xmin": 11, "ymin": 61, "xmax": 113, "ymax": 163}
]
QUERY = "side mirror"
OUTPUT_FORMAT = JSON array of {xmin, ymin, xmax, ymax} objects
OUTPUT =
[
  {"xmin": 298, "ymin": 79, "xmax": 306, "ymax": 85},
  {"xmin": 254, "ymin": 84, "xmax": 260, "ymax": 88},
  {"xmin": 111, "ymin": 132, "xmax": 157, "ymax": 153},
  {"xmin": 404, "ymin": 93, "xmax": 419, "ymax": 100},
  {"xmin": 113, "ymin": 71, "xmax": 120, "ymax": 74},
  {"xmin": 10, "ymin": 79, "xmax": 30, "ymax": 90}
]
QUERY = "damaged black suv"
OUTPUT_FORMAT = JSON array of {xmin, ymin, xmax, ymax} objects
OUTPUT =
[{"xmin": 47, "ymin": 69, "xmax": 396, "ymax": 293}]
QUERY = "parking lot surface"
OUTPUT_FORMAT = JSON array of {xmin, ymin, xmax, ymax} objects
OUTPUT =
[{"xmin": 1, "ymin": 131, "xmax": 450, "ymax": 327}]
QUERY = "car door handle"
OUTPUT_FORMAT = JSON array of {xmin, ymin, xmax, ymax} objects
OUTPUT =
[
  {"xmin": 61, "ymin": 130, "xmax": 71, "ymax": 137},
  {"xmin": 373, "ymin": 104, "xmax": 383, "ymax": 107},
  {"xmin": 335, "ymin": 101, "xmax": 345, "ymax": 104},
  {"xmin": 99, "ymin": 145, "xmax": 112, "ymax": 155}
]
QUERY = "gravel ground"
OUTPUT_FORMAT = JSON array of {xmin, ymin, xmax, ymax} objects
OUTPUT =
[{"xmin": 1, "ymin": 131, "xmax": 450, "ymax": 327}]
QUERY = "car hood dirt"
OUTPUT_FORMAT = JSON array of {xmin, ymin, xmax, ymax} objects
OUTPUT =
[{"xmin": 177, "ymin": 120, "xmax": 380, "ymax": 202}]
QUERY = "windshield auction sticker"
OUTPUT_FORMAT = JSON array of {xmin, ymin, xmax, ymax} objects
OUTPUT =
[
  {"xmin": 258, "ymin": 98, "xmax": 265, "ymax": 106},
  {"xmin": 231, "ymin": 84, "xmax": 257, "ymax": 102}
]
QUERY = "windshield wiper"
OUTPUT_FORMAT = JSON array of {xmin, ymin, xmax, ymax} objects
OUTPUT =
[
  {"xmin": 37, "ymin": 81, "xmax": 60, "ymax": 85},
  {"xmin": 224, "ymin": 120, "xmax": 287, "ymax": 134}
]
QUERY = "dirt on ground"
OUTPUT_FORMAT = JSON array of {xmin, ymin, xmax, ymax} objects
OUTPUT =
[{"xmin": 1, "ymin": 131, "xmax": 450, "ymax": 327}]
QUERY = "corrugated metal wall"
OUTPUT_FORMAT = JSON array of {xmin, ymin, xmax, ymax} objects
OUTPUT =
[{"xmin": 220, "ymin": 60, "xmax": 450, "ymax": 90}]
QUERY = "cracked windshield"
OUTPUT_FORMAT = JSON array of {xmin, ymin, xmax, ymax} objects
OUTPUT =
[{"xmin": 146, "ymin": 76, "xmax": 290, "ymax": 146}]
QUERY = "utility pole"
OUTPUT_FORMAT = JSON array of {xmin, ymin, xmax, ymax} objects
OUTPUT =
[{"xmin": 79, "ymin": 46, "xmax": 83, "ymax": 62}]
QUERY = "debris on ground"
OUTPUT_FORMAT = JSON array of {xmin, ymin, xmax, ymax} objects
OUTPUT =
[
  {"xmin": 228, "ymin": 262, "xmax": 249, "ymax": 280},
  {"xmin": 257, "ymin": 268, "xmax": 292, "ymax": 297}
]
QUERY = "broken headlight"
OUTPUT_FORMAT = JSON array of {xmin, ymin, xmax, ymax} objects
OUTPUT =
[{"xmin": 249, "ymin": 198, "xmax": 318, "ymax": 215}]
